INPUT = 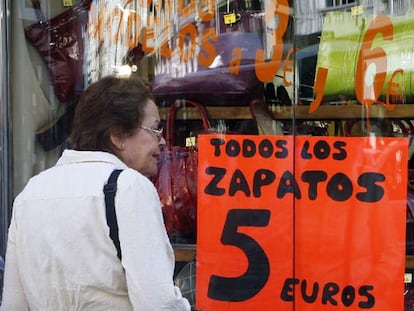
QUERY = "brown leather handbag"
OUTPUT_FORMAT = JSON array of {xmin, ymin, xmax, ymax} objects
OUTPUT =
[{"xmin": 24, "ymin": 0, "xmax": 91, "ymax": 102}]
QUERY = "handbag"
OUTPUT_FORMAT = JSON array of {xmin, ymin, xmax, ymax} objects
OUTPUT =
[
  {"xmin": 152, "ymin": 31, "xmax": 264, "ymax": 106},
  {"xmin": 315, "ymin": 4, "xmax": 414, "ymax": 102},
  {"xmin": 151, "ymin": 0, "xmax": 265, "ymax": 105},
  {"xmin": 153, "ymin": 100, "xmax": 212, "ymax": 244},
  {"xmin": 24, "ymin": 0, "xmax": 92, "ymax": 102}
]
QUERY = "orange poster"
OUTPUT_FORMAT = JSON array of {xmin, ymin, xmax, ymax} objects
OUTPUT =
[{"xmin": 196, "ymin": 135, "xmax": 408, "ymax": 311}]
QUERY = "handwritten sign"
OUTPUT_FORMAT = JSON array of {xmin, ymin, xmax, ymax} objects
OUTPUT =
[{"xmin": 196, "ymin": 135, "xmax": 408, "ymax": 311}]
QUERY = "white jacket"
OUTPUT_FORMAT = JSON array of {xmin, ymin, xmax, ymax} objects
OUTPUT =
[{"xmin": 0, "ymin": 150, "xmax": 190, "ymax": 311}]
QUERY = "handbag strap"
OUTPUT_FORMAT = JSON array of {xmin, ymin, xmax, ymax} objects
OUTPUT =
[
  {"xmin": 103, "ymin": 169, "xmax": 124, "ymax": 261},
  {"xmin": 28, "ymin": 0, "xmax": 92, "ymax": 24},
  {"xmin": 166, "ymin": 100, "xmax": 211, "ymax": 147},
  {"xmin": 29, "ymin": 0, "xmax": 47, "ymax": 23},
  {"xmin": 249, "ymin": 99, "xmax": 280, "ymax": 135}
]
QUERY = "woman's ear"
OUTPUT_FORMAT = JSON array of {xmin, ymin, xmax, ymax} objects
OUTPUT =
[{"xmin": 110, "ymin": 133, "xmax": 124, "ymax": 150}]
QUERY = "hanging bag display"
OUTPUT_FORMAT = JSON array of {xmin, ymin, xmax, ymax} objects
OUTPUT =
[
  {"xmin": 24, "ymin": 0, "xmax": 91, "ymax": 102},
  {"xmin": 315, "ymin": 3, "xmax": 414, "ymax": 102},
  {"xmin": 153, "ymin": 100, "xmax": 212, "ymax": 244},
  {"xmin": 151, "ymin": 0, "xmax": 265, "ymax": 105}
]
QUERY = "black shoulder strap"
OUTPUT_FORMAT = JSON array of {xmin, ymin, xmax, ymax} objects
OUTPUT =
[{"xmin": 103, "ymin": 169, "xmax": 123, "ymax": 261}]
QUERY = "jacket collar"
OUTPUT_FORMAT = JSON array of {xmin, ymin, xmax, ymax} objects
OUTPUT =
[{"xmin": 56, "ymin": 149, "xmax": 128, "ymax": 169}]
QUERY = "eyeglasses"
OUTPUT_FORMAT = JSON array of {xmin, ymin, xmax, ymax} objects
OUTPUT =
[{"xmin": 139, "ymin": 126, "xmax": 164, "ymax": 141}]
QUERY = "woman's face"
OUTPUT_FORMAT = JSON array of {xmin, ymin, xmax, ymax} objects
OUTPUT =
[{"xmin": 114, "ymin": 100, "xmax": 165, "ymax": 176}]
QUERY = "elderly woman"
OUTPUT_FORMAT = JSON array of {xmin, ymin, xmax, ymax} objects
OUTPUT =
[{"xmin": 1, "ymin": 76, "xmax": 190, "ymax": 311}]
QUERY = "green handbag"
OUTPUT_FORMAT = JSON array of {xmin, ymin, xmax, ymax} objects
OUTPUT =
[{"xmin": 315, "ymin": 5, "xmax": 414, "ymax": 103}]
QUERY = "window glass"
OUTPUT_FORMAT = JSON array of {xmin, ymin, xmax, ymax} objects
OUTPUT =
[
  {"xmin": 7, "ymin": 0, "xmax": 414, "ymax": 308},
  {"xmin": 0, "ymin": 0, "xmax": 9, "ymax": 302}
]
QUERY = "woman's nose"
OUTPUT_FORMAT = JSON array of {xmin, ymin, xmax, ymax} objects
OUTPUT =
[{"xmin": 159, "ymin": 136, "xmax": 166, "ymax": 146}]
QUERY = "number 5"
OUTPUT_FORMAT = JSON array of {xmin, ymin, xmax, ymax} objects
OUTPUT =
[{"xmin": 208, "ymin": 209, "xmax": 271, "ymax": 302}]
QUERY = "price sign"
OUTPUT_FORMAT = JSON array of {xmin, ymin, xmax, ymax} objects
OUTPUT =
[
  {"xmin": 196, "ymin": 135, "xmax": 408, "ymax": 311},
  {"xmin": 223, "ymin": 13, "xmax": 237, "ymax": 24},
  {"xmin": 62, "ymin": 0, "xmax": 73, "ymax": 7}
]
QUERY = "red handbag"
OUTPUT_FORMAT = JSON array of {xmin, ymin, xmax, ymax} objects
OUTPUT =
[
  {"xmin": 24, "ymin": 0, "xmax": 91, "ymax": 102},
  {"xmin": 154, "ymin": 100, "xmax": 212, "ymax": 244}
]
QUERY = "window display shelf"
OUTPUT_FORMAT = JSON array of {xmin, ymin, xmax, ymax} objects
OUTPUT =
[
  {"xmin": 173, "ymin": 244, "xmax": 196, "ymax": 262},
  {"xmin": 407, "ymin": 256, "xmax": 414, "ymax": 269},
  {"xmin": 159, "ymin": 104, "xmax": 414, "ymax": 120}
]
